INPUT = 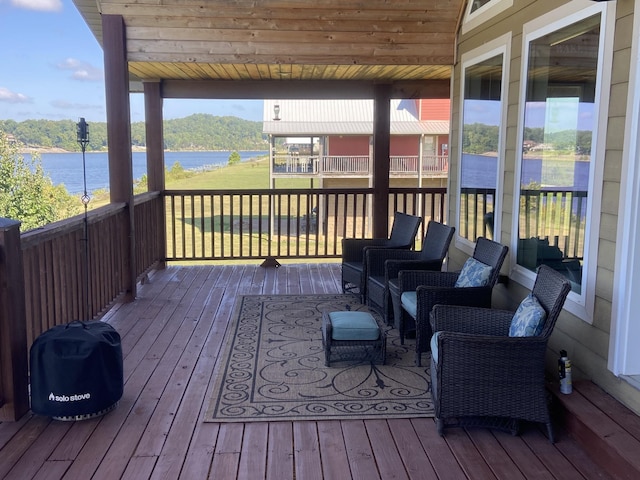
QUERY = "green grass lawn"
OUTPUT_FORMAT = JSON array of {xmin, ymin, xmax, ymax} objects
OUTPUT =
[{"xmin": 167, "ymin": 156, "xmax": 313, "ymax": 190}]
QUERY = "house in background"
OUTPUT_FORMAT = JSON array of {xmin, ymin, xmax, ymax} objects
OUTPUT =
[{"xmin": 263, "ymin": 99, "xmax": 450, "ymax": 190}]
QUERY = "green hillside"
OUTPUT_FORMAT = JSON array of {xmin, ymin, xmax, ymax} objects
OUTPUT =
[{"xmin": 0, "ymin": 114, "xmax": 268, "ymax": 152}]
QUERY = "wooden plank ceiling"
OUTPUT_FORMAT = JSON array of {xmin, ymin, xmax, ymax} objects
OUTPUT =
[{"xmin": 73, "ymin": 0, "xmax": 465, "ymax": 84}]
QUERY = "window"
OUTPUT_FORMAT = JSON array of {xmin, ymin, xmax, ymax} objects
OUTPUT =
[
  {"xmin": 458, "ymin": 48, "xmax": 507, "ymax": 244},
  {"xmin": 462, "ymin": 0, "xmax": 513, "ymax": 34},
  {"xmin": 515, "ymin": 8, "xmax": 609, "ymax": 308},
  {"xmin": 469, "ymin": 0, "xmax": 494, "ymax": 14}
]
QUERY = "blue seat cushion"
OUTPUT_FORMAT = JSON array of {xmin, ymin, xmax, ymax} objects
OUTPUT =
[
  {"xmin": 400, "ymin": 292, "xmax": 417, "ymax": 318},
  {"xmin": 430, "ymin": 331, "xmax": 440, "ymax": 363},
  {"xmin": 454, "ymin": 257, "xmax": 493, "ymax": 288},
  {"xmin": 329, "ymin": 311, "xmax": 380, "ymax": 341},
  {"xmin": 509, "ymin": 294, "xmax": 547, "ymax": 337}
]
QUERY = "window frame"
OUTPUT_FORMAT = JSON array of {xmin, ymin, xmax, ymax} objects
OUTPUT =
[
  {"xmin": 455, "ymin": 34, "xmax": 511, "ymax": 255},
  {"xmin": 610, "ymin": 0, "xmax": 640, "ymax": 377},
  {"xmin": 462, "ymin": 0, "xmax": 513, "ymax": 35},
  {"xmin": 511, "ymin": 1, "xmax": 615, "ymax": 323}
]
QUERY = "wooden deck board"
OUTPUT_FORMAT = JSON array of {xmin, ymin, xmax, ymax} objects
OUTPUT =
[
  {"xmin": 210, "ymin": 423, "xmax": 244, "ymax": 479},
  {"xmin": 267, "ymin": 422, "xmax": 294, "ymax": 480},
  {"xmin": 466, "ymin": 428, "xmax": 526, "ymax": 480},
  {"xmin": 0, "ymin": 264, "xmax": 622, "ymax": 479},
  {"xmin": 342, "ymin": 420, "xmax": 381, "ymax": 480},
  {"xmin": 293, "ymin": 421, "xmax": 323, "ymax": 480},
  {"xmin": 317, "ymin": 420, "xmax": 351, "ymax": 480},
  {"xmin": 388, "ymin": 418, "xmax": 438, "ymax": 480},
  {"xmin": 410, "ymin": 417, "xmax": 467, "ymax": 479},
  {"xmin": 365, "ymin": 419, "xmax": 410, "ymax": 480},
  {"xmin": 237, "ymin": 422, "xmax": 268, "ymax": 480}
]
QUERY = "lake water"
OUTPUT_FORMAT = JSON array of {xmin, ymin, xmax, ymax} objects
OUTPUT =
[
  {"xmin": 461, "ymin": 154, "xmax": 590, "ymax": 190},
  {"xmin": 27, "ymin": 150, "xmax": 268, "ymax": 195},
  {"xmin": 27, "ymin": 150, "xmax": 588, "ymax": 195}
]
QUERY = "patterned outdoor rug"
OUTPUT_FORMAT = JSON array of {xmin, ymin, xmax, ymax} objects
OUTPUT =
[{"xmin": 204, "ymin": 294, "xmax": 434, "ymax": 422}]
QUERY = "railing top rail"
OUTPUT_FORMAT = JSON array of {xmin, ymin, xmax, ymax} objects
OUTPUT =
[
  {"xmin": 20, "ymin": 202, "xmax": 127, "ymax": 247},
  {"xmin": 134, "ymin": 191, "xmax": 162, "ymax": 204},
  {"xmin": 164, "ymin": 187, "xmax": 447, "ymax": 196},
  {"xmin": 521, "ymin": 188, "xmax": 588, "ymax": 196}
]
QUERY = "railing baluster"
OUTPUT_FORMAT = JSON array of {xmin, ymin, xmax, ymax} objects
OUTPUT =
[{"xmin": 161, "ymin": 188, "xmax": 447, "ymax": 261}]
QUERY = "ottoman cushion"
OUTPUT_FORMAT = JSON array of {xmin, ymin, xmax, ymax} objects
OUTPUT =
[{"xmin": 328, "ymin": 311, "xmax": 380, "ymax": 341}]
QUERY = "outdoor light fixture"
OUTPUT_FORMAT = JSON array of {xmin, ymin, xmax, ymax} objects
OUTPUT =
[
  {"xmin": 273, "ymin": 104, "xmax": 281, "ymax": 121},
  {"xmin": 76, "ymin": 117, "xmax": 91, "ymax": 315},
  {"xmin": 76, "ymin": 118, "xmax": 90, "ymax": 206},
  {"xmin": 77, "ymin": 117, "xmax": 89, "ymax": 149}
]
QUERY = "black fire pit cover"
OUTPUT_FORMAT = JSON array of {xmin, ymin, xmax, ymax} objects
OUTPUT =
[{"xmin": 30, "ymin": 320, "xmax": 123, "ymax": 421}]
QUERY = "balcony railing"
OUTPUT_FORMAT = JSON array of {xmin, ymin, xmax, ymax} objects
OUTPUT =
[
  {"xmin": 164, "ymin": 187, "xmax": 447, "ymax": 261},
  {"xmin": 459, "ymin": 187, "xmax": 496, "ymax": 241},
  {"xmin": 271, "ymin": 154, "xmax": 448, "ymax": 176},
  {"xmin": 460, "ymin": 186, "xmax": 587, "ymax": 262},
  {"xmin": 1, "ymin": 193, "xmax": 165, "ymax": 419},
  {"xmin": 0, "ymin": 187, "xmax": 445, "ymax": 418},
  {"xmin": 519, "ymin": 188, "xmax": 587, "ymax": 260}
]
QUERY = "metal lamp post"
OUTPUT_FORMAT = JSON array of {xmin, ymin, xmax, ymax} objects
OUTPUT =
[{"xmin": 76, "ymin": 117, "xmax": 91, "ymax": 318}]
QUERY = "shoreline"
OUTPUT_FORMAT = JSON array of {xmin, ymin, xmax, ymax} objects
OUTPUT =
[{"xmin": 20, "ymin": 147, "xmax": 266, "ymax": 154}]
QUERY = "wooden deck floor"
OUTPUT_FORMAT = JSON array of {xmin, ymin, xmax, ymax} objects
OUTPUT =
[{"xmin": 0, "ymin": 263, "xmax": 614, "ymax": 479}]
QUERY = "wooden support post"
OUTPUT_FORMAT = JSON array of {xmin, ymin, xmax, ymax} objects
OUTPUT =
[
  {"xmin": 144, "ymin": 80, "xmax": 165, "ymax": 192},
  {"xmin": 144, "ymin": 80, "xmax": 167, "ymax": 268},
  {"xmin": 0, "ymin": 219, "xmax": 29, "ymax": 421},
  {"xmin": 372, "ymin": 84, "xmax": 391, "ymax": 238},
  {"xmin": 103, "ymin": 14, "xmax": 136, "ymax": 300}
]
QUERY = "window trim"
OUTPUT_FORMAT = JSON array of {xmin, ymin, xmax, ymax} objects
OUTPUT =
[
  {"xmin": 511, "ymin": 1, "xmax": 615, "ymax": 323},
  {"xmin": 610, "ymin": 0, "xmax": 640, "ymax": 377},
  {"xmin": 455, "ymin": 33, "xmax": 511, "ymax": 255},
  {"xmin": 462, "ymin": 0, "xmax": 513, "ymax": 35}
]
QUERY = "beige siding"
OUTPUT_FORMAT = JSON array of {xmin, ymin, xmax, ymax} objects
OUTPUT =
[{"xmin": 452, "ymin": 0, "xmax": 640, "ymax": 413}]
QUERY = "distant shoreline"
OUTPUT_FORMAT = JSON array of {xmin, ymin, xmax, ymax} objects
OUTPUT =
[
  {"xmin": 20, "ymin": 147, "xmax": 71, "ymax": 154},
  {"xmin": 20, "ymin": 147, "xmax": 265, "ymax": 154}
]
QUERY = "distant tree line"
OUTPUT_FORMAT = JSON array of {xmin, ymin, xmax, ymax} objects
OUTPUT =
[
  {"xmin": 0, "ymin": 114, "xmax": 268, "ymax": 152},
  {"xmin": 462, "ymin": 122, "xmax": 592, "ymax": 155}
]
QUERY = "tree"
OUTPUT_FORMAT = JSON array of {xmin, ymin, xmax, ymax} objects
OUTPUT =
[
  {"xmin": 228, "ymin": 150, "xmax": 241, "ymax": 165},
  {"xmin": 0, "ymin": 132, "xmax": 80, "ymax": 231}
]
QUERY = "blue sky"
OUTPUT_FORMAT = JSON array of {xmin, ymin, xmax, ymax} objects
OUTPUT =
[{"xmin": 0, "ymin": 0, "xmax": 263, "ymax": 123}]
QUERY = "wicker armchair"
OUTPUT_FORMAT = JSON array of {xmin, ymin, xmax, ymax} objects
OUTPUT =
[
  {"xmin": 341, "ymin": 212, "xmax": 421, "ymax": 302},
  {"xmin": 390, "ymin": 237, "xmax": 508, "ymax": 366},
  {"xmin": 429, "ymin": 265, "xmax": 571, "ymax": 443},
  {"xmin": 364, "ymin": 221, "xmax": 454, "ymax": 324}
]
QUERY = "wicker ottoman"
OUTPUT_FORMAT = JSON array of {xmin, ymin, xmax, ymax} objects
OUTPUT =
[{"xmin": 322, "ymin": 311, "xmax": 386, "ymax": 366}]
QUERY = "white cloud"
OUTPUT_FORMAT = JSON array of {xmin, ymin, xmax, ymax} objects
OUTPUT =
[
  {"xmin": 0, "ymin": 87, "xmax": 31, "ymax": 103},
  {"xmin": 11, "ymin": 0, "xmax": 62, "ymax": 12},
  {"xmin": 56, "ymin": 58, "xmax": 103, "ymax": 82}
]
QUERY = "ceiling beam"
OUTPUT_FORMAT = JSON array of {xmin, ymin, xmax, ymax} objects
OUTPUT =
[{"xmin": 159, "ymin": 79, "xmax": 450, "ymax": 100}]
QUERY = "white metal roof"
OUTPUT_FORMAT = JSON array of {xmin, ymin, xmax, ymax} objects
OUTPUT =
[{"xmin": 263, "ymin": 99, "xmax": 449, "ymax": 136}]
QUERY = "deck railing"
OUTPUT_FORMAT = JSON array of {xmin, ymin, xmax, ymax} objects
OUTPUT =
[
  {"xmin": 2, "ymin": 187, "xmax": 444, "ymax": 419},
  {"xmin": 459, "ymin": 187, "xmax": 496, "ymax": 241},
  {"xmin": 321, "ymin": 155, "xmax": 369, "ymax": 174},
  {"xmin": 164, "ymin": 187, "xmax": 447, "ymax": 261},
  {"xmin": 421, "ymin": 155, "xmax": 449, "ymax": 175},
  {"xmin": 17, "ymin": 194, "xmax": 163, "ymax": 348},
  {"xmin": 519, "ymin": 188, "xmax": 587, "ymax": 260},
  {"xmin": 272, "ymin": 154, "xmax": 448, "ymax": 176},
  {"xmin": 459, "ymin": 186, "xmax": 587, "ymax": 261}
]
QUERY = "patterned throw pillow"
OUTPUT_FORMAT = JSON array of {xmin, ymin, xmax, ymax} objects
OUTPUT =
[
  {"xmin": 509, "ymin": 294, "xmax": 547, "ymax": 337},
  {"xmin": 454, "ymin": 257, "xmax": 493, "ymax": 287}
]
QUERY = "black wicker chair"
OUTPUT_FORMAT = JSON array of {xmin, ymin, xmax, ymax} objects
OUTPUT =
[
  {"xmin": 390, "ymin": 237, "xmax": 508, "ymax": 366},
  {"xmin": 429, "ymin": 265, "xmax": 571, "ymax": 443},
  {"xmin": 341, "ymin": 212, "xmax": 421, "ymax": 302},
  {"xmin": 365, "ymin": 221, "xmax": 455, "ymax": 324}
]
